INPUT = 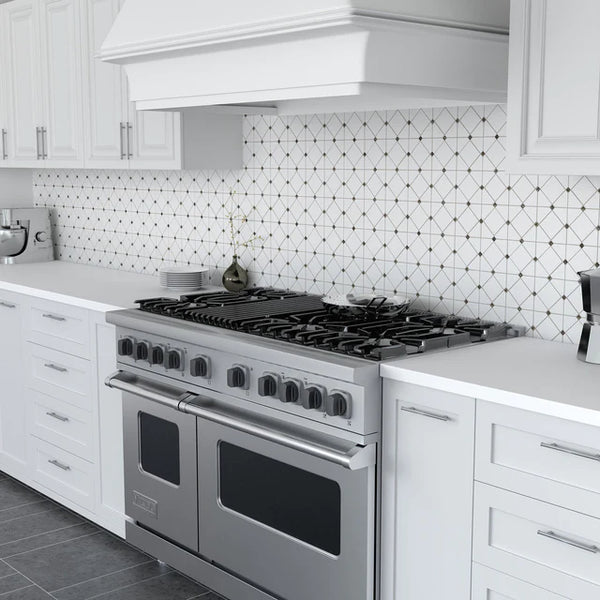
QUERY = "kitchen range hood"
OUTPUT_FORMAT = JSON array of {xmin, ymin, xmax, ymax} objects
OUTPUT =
[{"xmin": 100, "ymin": 0, "xmax": 510, "ymax": 115}]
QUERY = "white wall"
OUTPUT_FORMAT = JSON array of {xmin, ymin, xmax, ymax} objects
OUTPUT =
[{"xmin": 0, "ymin": 170, "xmax": 33, "ymax": 207}]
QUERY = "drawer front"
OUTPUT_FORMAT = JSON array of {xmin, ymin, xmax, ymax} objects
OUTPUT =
[
  {"xmin": 29, "ymin": 391, "xmax": 94, "ymax": 461},
  {"xmin": 31, "ymin": 438, "xmax": 94, "ymax": 511},
  {"xmin": 27, "ymin": 344, "xmax": 92, "ymax": 410},
  {"xmin": 474, "ymin": 483, "xmax": 600, "ymax": 599},
  {"xmin": 28, "ymin": 299, "xmax": 90, "ymax": 358},
  {"xmin": 476, "ymin": 401, "xmax": 600, "ymax": 519},
  {"xmin": 472, "ymin": 564, "xmax": 569, "ymax": 600}
]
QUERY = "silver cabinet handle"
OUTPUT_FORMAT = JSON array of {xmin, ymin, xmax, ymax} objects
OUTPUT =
[
  {"xmin": 1, "ymin": 129, "xmax": 7, "ymax": 160},
  {"xmin": 0, "ymin": 301, "xmax": 16, "ymax": 309},
  {"xmin": 401, "ymin": 406, "xmax": 451, "ymax": 422},
  {"xmin": 126, "ymin": 122, "xmax": 133, "ymax": 159},
  {"xmin": 48, "ymin": 459, "xmax": 71, "ymax": 472},
  {"xmin": 44, "ymin": 363, "xmax": 68, "ymax": 373},
  {"xmin": 537, "ymin": 530, "xmax": 599, "ymax": 554},
  {"xmin": 36, "ymin": 126, "xmax": 42, "ymax": 160},
  {"xmin": 540, "ymin": 442, "xmax": 600, "ymax": 463},
  {"xmin": 41, "ymin": 127, "xmax": 48, "ymax": 159},
  {"xmin": 42, "ymin": 313, "xmax": 66, "ymax": 322},
  {"xmin": 46, "ymin": 411, "xmax": 69, "ymax": 422},
  {"xmin": 120, "ymin": 122, "xmax": 126, "ymax": 159}
]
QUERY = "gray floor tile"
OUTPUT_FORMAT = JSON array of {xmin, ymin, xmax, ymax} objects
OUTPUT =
[
  {"xmin": 0, "ymin": 523, "xmax": 98, "ymax": 559},
  {"xmin": 0, "ymin": 573, "xmax": 30, "ymax": 595},
  {"xmin": 0, "ymin": 586, "xmax": 54, "ymax": 599},
  {"xmin": 0, "ymin": 501, "xmax": 57, "ymax": 525},
  {"xmin": 0, "ymin": 508, "xmax": 83, "ymax": 547},
  {"xmin": 0, "ymin": 482, "xmax": 42, "ymax": 512},
  {"xmin": 89, "ymin": 571, "xmax": 209, "ymax": 600},
  {"xmin": 0, "ymin": 562, "xmax": 17, "ymax": 578},
  {"xmin": 53, "ymin": 560, "xmax": 173, "ymax": 600},
  {"xmin": 6, "ymin": 532, "xmax": 151, "ymax": 592}
]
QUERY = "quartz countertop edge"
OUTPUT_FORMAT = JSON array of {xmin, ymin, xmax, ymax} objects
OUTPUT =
[
  {"xmin": 380, "ymin": 336, "xmax": 600, "ymax": 426},
  {"xmin": 0, "ymin": 261, "xmax": 207, "ymax": 312}
]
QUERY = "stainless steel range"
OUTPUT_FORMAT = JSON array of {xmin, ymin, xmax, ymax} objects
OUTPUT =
[{"xmin": 105, "ymin": 288, "xmax": 522, "ymax": 600}]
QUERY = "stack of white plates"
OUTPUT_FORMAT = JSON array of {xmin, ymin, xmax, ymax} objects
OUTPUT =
[{"xmin": 159, "ymin": 267, "xmax": 209, "ymax": 291}]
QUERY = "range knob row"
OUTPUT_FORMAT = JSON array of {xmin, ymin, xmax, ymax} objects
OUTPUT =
[
  {"xmin": 257, "ymin": 374, "xmax": 351, "ymax": 417},
  {"xmin": 117, "ymin": 336, "xmax": 210, "ymax": 378}
]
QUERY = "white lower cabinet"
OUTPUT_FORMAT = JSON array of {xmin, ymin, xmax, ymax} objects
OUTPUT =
[
  {"xmin": 0, "ymin": 289, "xmax": 125, "ymax": 537},
  {"xmin": 381, "ymin": 381, "xmax": 475, "ymax": 600},
  {"xmin": 473, "ymin": 483, "xmax": 600, "ymax": 599},
  {"xmin": 472, "ymin": 563, "xmax": 570, "ymax": 600},
  {"xmin": 0, "ymin": 290, "xmax": 28, "ymax": 480}
]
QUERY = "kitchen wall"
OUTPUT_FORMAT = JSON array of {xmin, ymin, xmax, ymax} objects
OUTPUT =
[{"xmin": 34, "ymin": 104, "xmax": 600, "ymax": 343}]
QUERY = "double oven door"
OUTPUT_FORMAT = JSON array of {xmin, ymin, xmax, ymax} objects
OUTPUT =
[{"xmin": 113, "ymin": 370, "xmax": 376, "ymax": 600}]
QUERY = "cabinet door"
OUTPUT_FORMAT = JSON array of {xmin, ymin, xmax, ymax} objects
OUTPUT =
[
  {"xmin": 507, "ymin": 0, "xmax": 600, "ymax": 175},
  {"xmin": 2, "ymin": 0, "xmax": 42, "ymax": 166},
  {"xmin": 128, "ymin": 106, "xmax": 181, "ymax": 170},
  {"xmin": 38, "ymin": 0, "xmax": 83, "ymax": 167},
  {"xmin": 381, "ymin": 381, "xmax": 475, "ymax": 600},
  {"xmin": 0, "ymin": 291, "xmax": 27, "ymax": 480},
  {"xmin": 81, "ymin": 0, "xmax": 129, "ymax": 168}
]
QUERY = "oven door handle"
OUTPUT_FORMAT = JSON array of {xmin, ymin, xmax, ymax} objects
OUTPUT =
[
  {"xmin": 183, "ymin": 399, "xmax": 376, "ymax": 471},
  {"xmin": 105, "ymin": 371, "xmax": 195, "ymax": 411}
]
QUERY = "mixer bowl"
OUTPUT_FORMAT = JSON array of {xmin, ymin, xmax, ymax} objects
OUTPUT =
[{"xmin": 0, "ymin": 227, "xmax": 27, "ymax": 257}]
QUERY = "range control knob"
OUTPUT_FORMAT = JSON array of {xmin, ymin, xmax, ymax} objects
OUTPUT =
[
  {"xmin": 166, "ymin": 349, "xmax": 184, "ymax": 371},
  {"xmin": 135, "ymin": 341, "xmax": 150, "ymax": 362},
  {"xmin": 227, "ymin": 365, "xmax": 250, "ymax": 390},
  {"xmin": 150, "ymin": 345, "xmax": 165, "ymax": 366},
  {"xmin": 301, "ymin": 385, "xmax": 326, "ymax": 410},
  {"xmin": 117, "ymin": 337, "xmax": 135, "ymax": 357},
  {"xmin": 280, "ymin": 379, "xmax": 302, "ymax": 404},
  {"xmin": 258, "ymin": 373, "xmax": 278, "ymax": 397},
  {"xmin": 190, "ymin": 356, "xmax": 210, "ymax": 378},
  {"xmin": 325, "ymin": 390, "xmax": 352, "ymax": 418}
]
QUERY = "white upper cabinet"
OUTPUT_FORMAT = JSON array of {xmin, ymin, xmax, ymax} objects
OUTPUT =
[
  {"xmin": 507, "ymin": 0, "xmax": 600, "ymax": 175},
  {"xmin": 2, "ymin": 0, "xmax": 43, "ymax": 165},
  {"xmin": 38, "ymin": 0, "xmax": 84, "ymax": 166},
  {"xmin": 0, "ymin": 0, "xmax": 242, "ymax": 170}
]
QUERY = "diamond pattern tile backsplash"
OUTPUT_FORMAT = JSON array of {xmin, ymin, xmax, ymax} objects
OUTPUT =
[{"xmin": 34, "ymin": 104, "xmax": 600, "ymax": 343}]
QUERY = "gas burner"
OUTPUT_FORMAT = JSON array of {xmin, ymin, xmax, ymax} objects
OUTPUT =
[{"xmin": 135, "ymin": 288, "xmax": 521, "ymax": 361}]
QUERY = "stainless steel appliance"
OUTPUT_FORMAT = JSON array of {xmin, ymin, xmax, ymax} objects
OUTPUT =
[
  {"xmin": 0, "ymin": 208, "xmax": 53, "ymax": 264},
  {"xmin": 106, "ymin": 288, "xmax": 523, "ymax": 600},
  {"xmin": 578, "ymin": 268, "xmax": 600, "ymax": 364}
]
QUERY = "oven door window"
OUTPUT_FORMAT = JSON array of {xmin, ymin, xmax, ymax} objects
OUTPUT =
[
  {"xmin": 218, "ymin": 441, "xmax": 341, "ymax": 555},
  {"xmin": 139, "ymin": 412, "xmax": 180, "ymax": 485}
]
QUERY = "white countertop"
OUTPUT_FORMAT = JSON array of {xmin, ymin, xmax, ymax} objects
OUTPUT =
[
  {"xmin": 0, "ymin": 261, "xmax": 211, "ymax": 312},
  {"xmin": 381, "ymin": 336, "xmax": 600, "ymax": 426}
]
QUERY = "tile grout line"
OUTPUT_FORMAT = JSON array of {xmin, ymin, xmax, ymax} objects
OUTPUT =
[
  {"xmin": 49, "ymin": 559, "xmax": 163, "ymax": 596},
  {"xmin": 2, "ymin": 529, "xmax": 102, "ymax": 560}
]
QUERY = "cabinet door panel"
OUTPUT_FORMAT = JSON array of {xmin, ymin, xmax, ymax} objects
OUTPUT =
[
  {"xmin": 129, "ymin": 109, "xmax": 181, "ymax": 169},
  {"xmin": 0, "ymin": 291, "xmax": 27, "ymax": 479},
  {"xmin": 38, "ymin": 0, "xmax": 83, "ymax": 166},
  {"xmin": 381, "ymin": 381, "xmax": 475, "ymax": 600},
  {"xmin": 81, "ymin": 0, "xmax": 127, "ymax": 168},
  {"xmin": 507, "ymin": 0, "xmax": 600, "ymax": 174},
  {"xmin": 3, "ymin": 0, "xmax": 41, "ymax": 165}
]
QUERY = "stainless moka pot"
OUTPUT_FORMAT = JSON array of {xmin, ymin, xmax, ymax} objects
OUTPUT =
[{"xmin": 578, "ymin": 268, "xmax": 600, "ymax": 363}]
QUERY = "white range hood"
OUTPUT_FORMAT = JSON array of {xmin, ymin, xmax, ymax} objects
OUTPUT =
[{"xmin": 100, "ymin": 0, "xmax": 510, "ymax": 115}]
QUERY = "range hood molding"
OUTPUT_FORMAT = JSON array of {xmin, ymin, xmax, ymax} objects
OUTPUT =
[{"xmin": 101, "ymin": 1, "xmax": 509, "ymax": 115}]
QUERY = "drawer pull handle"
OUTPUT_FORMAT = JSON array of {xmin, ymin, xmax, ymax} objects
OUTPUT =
[
  {"xmin": 48, "ymin": 459, "xmax": 71, "ymax": 472},
  {"xmin": 540, "ymin": 441, "xmax": 600, "ymax": 462},
  {"xmin": 401, "ymin": 406, "xmax": 451, "ymax": 422},
  {"xmin": 537, "ymin": 530, "xmax": 599, "ymax": 554},
  {"xmin": 42, "ymin": 313, "xmax": 66, "ymax": 322},
  {"xmin": 0, "ymin": 301, "xmax": 16, "ymax": 309},
  {"xmin": 44, "ymin": 363, "xmax": 68, "ymax": 373},
  {"xmin": 46, "ymin": 411, "xmax": 69, "ymax": 423}
]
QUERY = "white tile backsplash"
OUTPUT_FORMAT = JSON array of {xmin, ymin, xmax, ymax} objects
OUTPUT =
[{"xmin": 34, "ymin": 105, "xmax": 600, "ymax": 343}]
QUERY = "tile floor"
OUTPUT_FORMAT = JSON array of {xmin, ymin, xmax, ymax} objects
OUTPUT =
[{"xmin": 0, "ymin": 472, "xmax": 224, "ymax": 599}]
